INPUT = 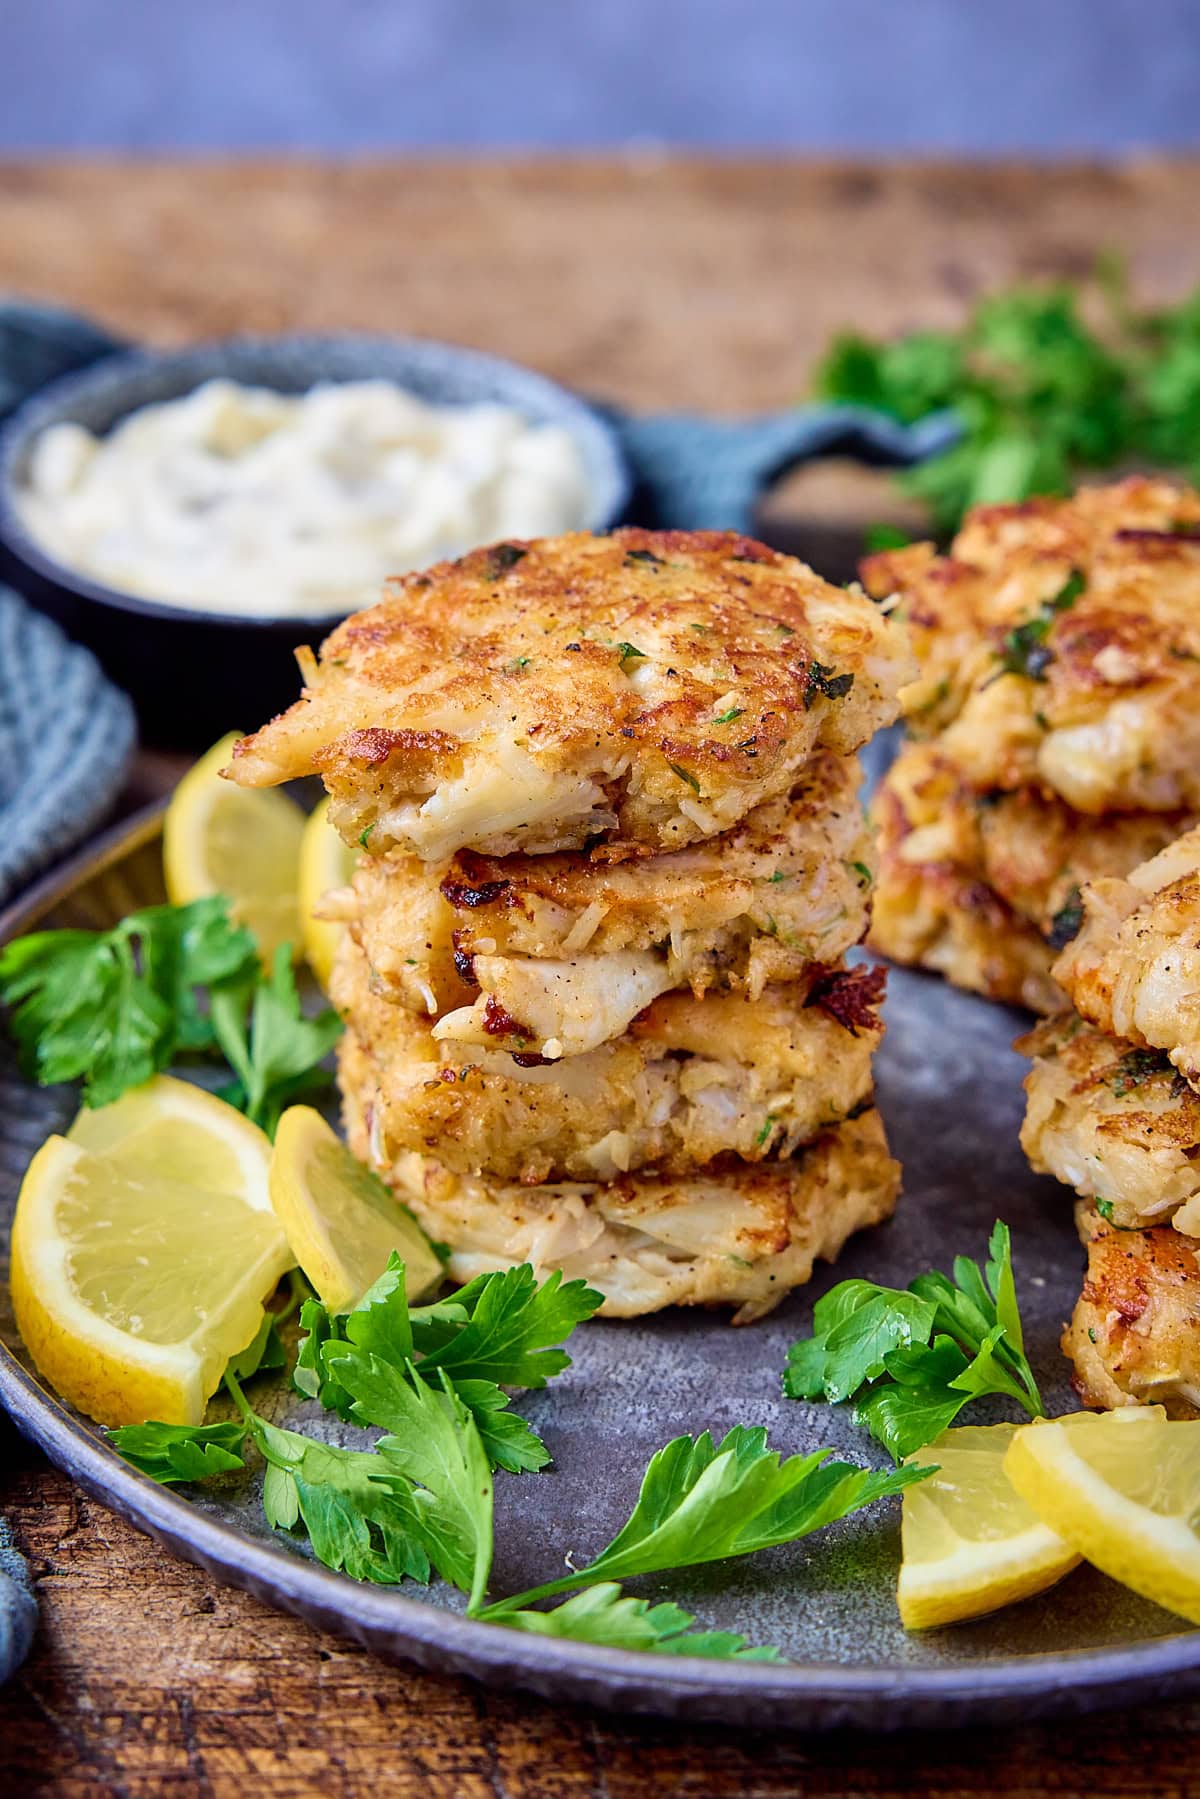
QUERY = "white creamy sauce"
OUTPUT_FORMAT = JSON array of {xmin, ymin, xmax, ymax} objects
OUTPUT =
[{"xmin": 17, "ymin": 378, "xmax": 590, "ymax": 619}]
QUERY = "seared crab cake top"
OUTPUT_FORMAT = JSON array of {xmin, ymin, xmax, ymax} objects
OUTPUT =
[
  {"xmin": 861, "ymin": 477, "xmax": 1200, "ymax": 815},
  {"xmin": 338, "ymin": 751, "xmax": 873, "ymax": 1053},
  {"xmin": 229, "ymin": 529, "xmax": 913, "ymax": 859},
  {"xmin": 1052, "ymin": 822, "xmax": 1200, "ymax": 1089}
]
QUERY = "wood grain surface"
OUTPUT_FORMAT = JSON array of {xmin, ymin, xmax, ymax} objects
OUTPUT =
[{"xmin": 4, "ymin": 156, "xmax": 1200, "ymax": 1797}]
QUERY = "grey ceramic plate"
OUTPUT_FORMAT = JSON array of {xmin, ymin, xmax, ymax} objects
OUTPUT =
[{"xmin": 1, "ymin": 810, "xmax": 1198, "ymax": 1730}]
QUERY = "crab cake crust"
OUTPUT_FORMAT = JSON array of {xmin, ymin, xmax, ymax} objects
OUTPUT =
[
  {"xmin": 229, "ymin": 529, "xmax": 913, "ymax": 859},
  {"xmin": 861, "ymin": 477, "xmax": 1200, "ymax": 816},
  {"xmin": 341, "ymin": 1052, "xmax": 899, "ymax": 1323},
  {"xmin": 341, "ymin": 751, "xmax": 873, "ymax": 1052},
  {"xmin": 1018, "ymin": 1016, "xmax": 1200, "ymax": 1232},
  {"xmin": 333, "ymin": 935, "xmax": 885, "ymax": 1185},
  {"xmin": 1064, "ymin": 1207, "xmax": 1200, "ymax": 1416},
  {"xmin": 1052, "ymin": 823, "xmax": 1200, "ymax": 1090}
]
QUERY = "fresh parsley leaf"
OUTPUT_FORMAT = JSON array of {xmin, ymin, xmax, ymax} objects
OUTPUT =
[
  {"xmin": 253, "ymin": 1417, "xmax": 431, "ymax": 1586},
  {"xmin": 1096, "ymin": 1197, "xmax": 1116, "ymax": 1223},
  {"xmin": 298, "ymin": 1259, "xmax": 596, "ymax": 1473},
  {"xmin": 107, "ymin": 1418, "xmax": 249, "ymax": 1484},
  {"xmin": 477, "ymin": 1426, "xmax": 926, "ymax": 1615},
  {"xmin": 497, "ymin": 1582, "xmax": 780, "ymax": 1660},
  {"xmin": 0, "ymin": 898, "xmax": 257, "ymax": 1108},
  {"xmin": 225, "ymin": 1310, "xmax": 288, "ymax": 1382},
  {"xmin": 412, "ymin": 1264, "xmax": 604, "ymax": 1389},
  {"xmin": 324, "ymin": 1352, "xmax": 493, "ymax": 1609},
  {"xmin": 783, "ymin": 1221, "xmax": 1044, "ymax": 1460},
  {"xmin": 210, "ymin": 945, "xmax": 343, "ymax": 1137}
]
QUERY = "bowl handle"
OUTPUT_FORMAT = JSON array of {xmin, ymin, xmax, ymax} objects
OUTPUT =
[
  {"xmin": 0, "ymin": 302, "xmax": 126, "ymax": 425},
  {"xmin": 609, "ymin": 404, "xmax": 961, "ymax": 533}
]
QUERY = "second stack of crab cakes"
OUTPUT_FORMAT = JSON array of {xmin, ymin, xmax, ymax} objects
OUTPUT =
[
  {"xmin": 230, "ymin": 527, "xmax": 916, "ymax": 1320},
  {"xmin": 861, "ymin": 477, "xmax": 1200, "ymax": 1013},
  {"xmin": 1018, "ymin": 821, "xmax": 1200, "ymax": 1416}
]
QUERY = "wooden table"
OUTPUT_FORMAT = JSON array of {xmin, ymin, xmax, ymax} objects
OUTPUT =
[{"xmin": 4, "ymin": 156, "xmax": 1200, "ymax": 1796}]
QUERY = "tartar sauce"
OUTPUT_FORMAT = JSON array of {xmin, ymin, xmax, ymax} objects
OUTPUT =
[{"xmin": 16, "ymin": 378, "xmax": 590, "ymax": 619}]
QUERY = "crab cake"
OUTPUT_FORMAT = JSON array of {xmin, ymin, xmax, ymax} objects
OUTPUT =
[
  {"xmin": 341, "ymin": 751, "xmax": 874, "ymax": 1054},
  {"xmin": 333, "ymin": 936, "xmax": 885, "ymax": 1185},
  {"xmin": 871, "ymin": 740, "xmax": 1191, "ymax": 952},
  {"xmin": 341, "ymin": 1048, "xmax": 899, "ymax": 1323},
  {"xmin": 1064, "ymin": 1207, "xmax": 1200, "ymax": 1416},
  {"xmin": 1018, "ymin": 1016, "xmax": 1200, "ymax": 1233},
  {"xmin": 861, "ymin": 477, "xmax": 1200, "ymax": 816},
  {"xmin": 228, "ymin": 529, "xmax": 913, "ymax": 860},
  {"xmin": 867, "ymin": 757, "xmax": 1063, "ymax": 1012},
  {"xmin": 1052, "ymin": 823, "xmax": 1200, "ymax": 1090}
]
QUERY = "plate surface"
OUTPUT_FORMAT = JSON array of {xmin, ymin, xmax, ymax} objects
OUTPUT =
[{"xmin": 1, "ymin": 809, "xmax": 1198, "ymax": 1729}]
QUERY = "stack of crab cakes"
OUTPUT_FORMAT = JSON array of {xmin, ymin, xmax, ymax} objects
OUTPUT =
[
  {"xmin": 229, "ymin": 527, "xmax": 915, "ymax": 1320},
  {"xmin": 1018, "ymin": 824, "xmax": 1200, "ymax": 1416},
  {"xmin": 861, "ymin": 478, "xmax": 1200, "ymax": 1013}
]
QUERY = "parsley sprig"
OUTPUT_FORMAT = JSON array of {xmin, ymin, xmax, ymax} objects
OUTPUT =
[
  {"xmin": 0, "ymin": 898, "xmax": 341, "ymax": 1133},
  {"xmin": 814, "ymin": 268, "xmax": 1200, "ymax": 534},
  {"xmin": 109, "ymin": 1255, "xmax": 926, "ymax": 1658},
  {"xmin": 783, "ymin": 1222, "xmax": 1044, "ymax": 1462}
]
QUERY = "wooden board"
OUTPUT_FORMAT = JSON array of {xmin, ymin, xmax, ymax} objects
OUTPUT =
[{"xmin": 4, "ymin": 155, "xmax": 1200, "ymax": 1795}]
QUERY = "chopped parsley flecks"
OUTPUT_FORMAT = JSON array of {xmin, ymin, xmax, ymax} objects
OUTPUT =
[
  {"xmin": 998, "ymin": 570, "xmax": 1085, "ymax": 682},
  {"xmin": 803, "ymin": 661, "xmax": 855, "ymax": 710}
]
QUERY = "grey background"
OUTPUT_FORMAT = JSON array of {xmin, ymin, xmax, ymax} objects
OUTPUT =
[{"xmin": 2, "ymin": 0, "xmax": 1199, "ymax": 154}]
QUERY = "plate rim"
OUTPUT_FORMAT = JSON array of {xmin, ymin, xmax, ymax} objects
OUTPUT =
[{"xmin": 3, "ymin": 810, "xmax": 1200, "ymax": 1728}]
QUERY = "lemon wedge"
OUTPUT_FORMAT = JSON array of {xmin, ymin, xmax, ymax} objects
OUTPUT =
[
  {"xmin": 269, "ymin": 1106, "xmax": 443, "ymax": 1310},
  {"xmin": 898, "ymin": 1423, "xmax": 1081, "ymax": 1629},
  {"xmin": 11, "ymin": 1077, "xmax": 293, "ymax": 1427},
  {"xmin": 164, "ymin": 730, "xmax": 306, "ymax": 964},
  {"xmin": 1005, "ymin": 1407, "xmax": 1200, "ymax": 1626},
  {"xmin": 298, "ymin": 797, "xmax": 357, "ymax": 990}
]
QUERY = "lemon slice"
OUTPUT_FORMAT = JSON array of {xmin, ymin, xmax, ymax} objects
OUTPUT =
[
  {"xmin": 11, "ymin": 1077, "xmax": 294, "ymax": 1428},
  {"xmin": 1005, "ymin": 1407, "xmax": 1200, "ymax": 1625},
  {"xmin": 898, "ymin": 1423, "xmax": 1081, "ymax": 1629},
  {"xmin": 298, "ymin": 797, "xmax": 358, "ymax": 990},
  {"xmin": 270, "ymin": 1106, "xmax": 443, "ymax": 1310},
  {"xmin": 164, "ymin": 730, "xmax": 306, "ymax": 963}
]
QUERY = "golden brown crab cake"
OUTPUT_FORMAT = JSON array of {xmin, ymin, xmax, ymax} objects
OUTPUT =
[
  {"xmin": 1018, "ymin": 1016, "xmax": 1200, "ymax": 1233},
  {"xmin": 333, "ymin": 936, "xmax": 885, "ymax": 1185},
  {"xmin": 873, "ymin": 740, "xmax": 1192, "ymax": 948},
  {"xmin": 341, "ymin": 1049, "xmax": 899, "ymax": 1323},
  {"xmin": 1063, "ymin": 1207, "xmax": 1200, "ymax": 1416},
  {"xmin": 867, "ymin": 761, "xmax": 1062, "ymax": 1012},
  {"xmin": 1052, "ymin": 823, "xmax": 1200, "ymax": 1090},
  {"xmin": 228, "ymin": 529, "xmax": 913, "ymax": 861},
  {"xmin": 343, "ymin": 751, "xmax": 873, "ymax": 1054},
  {"xmin": 861, "ymin": 477, "xmax": 1200, "ymax": 815}
]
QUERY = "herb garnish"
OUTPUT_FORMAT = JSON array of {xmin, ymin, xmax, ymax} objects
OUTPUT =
[
  {"xmin": 998, "ymin": 571, "xmax": 1085, "ymax": 682},
  {"xmin": 0, "ymin": 899, "xmax": 341, "ymax": 1131},
  {"xmin": 1111, "ymin": 1047, "xmax": 1171, "ymax": 1097},
  {"xmin": 712, "ymin": 707, "xmax": 745, "ymax": 725},
  {"xmin": 615, "ymin": 641, "xmax": 648, "ymax": 667},
  {"xmin": 110, "ymin": 1254, "xmax": 925, "ymax": 1656},
  {"xmin": 668, "ymin": 762, "xmax": 702, "ymax": 794},
  {"xmin": 1047, "ymin": 887, "xmax": 1084, "ymax": 949},
  {"xmin": 783, "ymin": 1222, "xmax": 1044, "ymax": 1462},
  {"xmin": 803, "ymin": 662, "xmax": 855, "ymax": 709}
]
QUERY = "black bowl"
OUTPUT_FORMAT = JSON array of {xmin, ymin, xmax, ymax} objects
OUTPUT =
[{"xmin": 0, "ymin": 336, "xmax": 631, "ymax": 747}]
